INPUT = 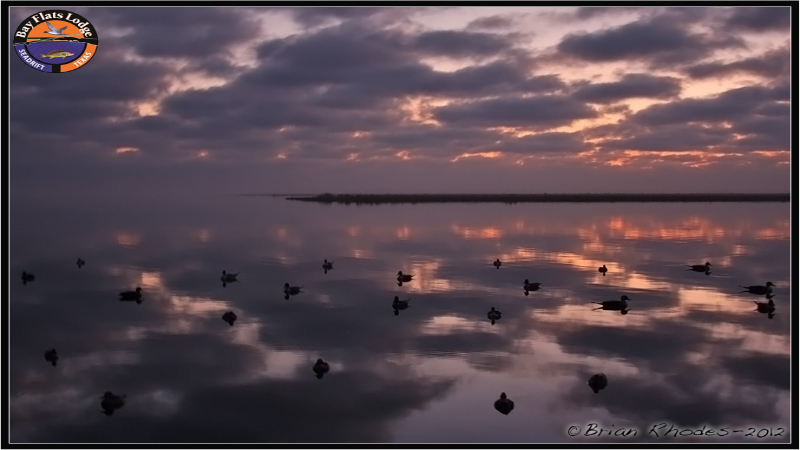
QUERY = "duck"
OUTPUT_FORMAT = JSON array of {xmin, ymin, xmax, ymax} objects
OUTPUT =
[
  {"xmin": 21, "ymin": 271, "xmax": 35, "ymax": 284},
  {"xmin": 222, "ymin": 311, "xmax": 237, "ymax": 326},
  {"xmin": 592, "ymin": 295, "xmax": 630, "ymax": 311},
  {"xmin": 523, "ymin": 279, "xmax": 541, "ymax": 293},
  {"xmin": 119, "ymin": 287, "xmax": 142, "ymax": 301},
  {"xmin": 322, "ymin": 259, "xmax": 334, "ymax": 271},
  {"xmin": 100, "ymin": 391, "xmax": 126, "ymax": 416},
  {"xmin": 487, "ymin": 307, "xmax": 502, "ymax": 325},
  {"xmin": 494, "ymin": 392, "xmax": 514, "ymax": 415},
  {"xmin": 76, "ymin": 258, "xmax": 85, "ymax": 268},
  {"xmin": 221, "ymin": 270, "xmax": 239, "ymax": 286},
  {"xmin": 753, "ymin": 298, "xmax": 775, "ymax": 319},
  {"xmin": 284, "ymin": 283, "xmax": 303, "ymax": 295},
  {"xmin": 739, "ymin": 282, "xmax": 775, "ymax": 296},
  {"xmin": 44, "ymin": 348, "xmax": 58, "ymax": 366},
  {"xmin": 588, "ymin": 373, "xmax": 608, "ymax": 393},
  {"xmin": 687, "ymin": 262, "xmax": 712, "ymax": 274},
  {"xmin": 313, "ymin": 358, "xmax": 330, "ymax": 379},
  {"xmin": 598, "ymin": 264, "xmax": 607, "ymax": 276},
  {"xmin": 493, "ymin": 259, "xmax": 502, "ymax": 269},
  {"xmin": 397, "ymin": 271, "xmax": 414, "ymax": 283}
]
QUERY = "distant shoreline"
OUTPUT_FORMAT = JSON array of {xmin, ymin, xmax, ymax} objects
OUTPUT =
[{"xmin": 284, "ymin": 193, "xmax": 790, "ymax": 204}]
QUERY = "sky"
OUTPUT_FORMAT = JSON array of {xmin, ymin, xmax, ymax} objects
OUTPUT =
[{"xmin": 8, "ymin": 6, "xmax": 793, "ymax": 196}]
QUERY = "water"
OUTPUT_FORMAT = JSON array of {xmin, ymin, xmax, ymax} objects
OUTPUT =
[{"xmin": 10, "ymin": 195, "xmax": 791, "ymax": 443}]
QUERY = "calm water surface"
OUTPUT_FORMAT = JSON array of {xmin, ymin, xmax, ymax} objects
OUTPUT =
[{"xmin": 10, "ymin": 196, "xmax": 791, "ymax": 443}]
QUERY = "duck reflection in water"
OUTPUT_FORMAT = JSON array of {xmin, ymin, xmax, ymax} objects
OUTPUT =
[
  {"xmin": 397, "ymin": 271, "xmax": 414, "ymax": 286},
  {"xmin": 222, "ymin": 311, "xmax": 237, "ymax": 326},
  {"xmin": 487, "ymin": 307, "xmax": 502, "ymax": 325},
  {"xmin": 284, "ymin": 283, "xmax": 303, "ymax": 300},
  {"xmin": 753, "ymin": 296, "xmax": 776, "ymax": 319},
  {"xmin": 44, "ymin": 348, "xmax": 58, "ymax": 367},
  {"xmin": 588, "ymin": 373, "xmax": 608, "ymax": 393},
  {"xmin": 313, "ymin": 358, "xmax": 330, "ymax": 379},
  {"xmin": 592, "ymin": 295, "xmax": 631, "ymax": 315},
  {"xmin": 101, "ymin": 392, "xmax": 126, "ymax": 416},
  {"xmin": 494, "ymin": 392, "xmax": 514, "ymax": 415},
  {"xmin": 392, "ymin": 296, "xmax": 411, "ymax": 316},
  {"xmin": 119, "ymin": 287, "xmax": 143, "ymax": 304},
  {"xmin": 322, "ymin": 259, "xmax": 333, "ymax": 274}
]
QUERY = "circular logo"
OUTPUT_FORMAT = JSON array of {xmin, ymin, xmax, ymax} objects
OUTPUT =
[{"xmin": 13, "ymin": 10, "xmax": 99, "ymax": 73}]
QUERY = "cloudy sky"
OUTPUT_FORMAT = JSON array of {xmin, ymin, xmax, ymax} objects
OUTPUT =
[{"xmin": 9, "ymin": 6, "xmax": 792, "ymax": 195}]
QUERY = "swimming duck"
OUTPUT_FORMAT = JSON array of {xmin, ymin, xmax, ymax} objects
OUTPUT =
[
  {"xmin": 493, "ymin": 259, "xmax": 502, "ymax": 269},
  {"xmin": 393, "ymin": 296, "xmax": 411, "ymax": 309},
  {"xmin": 397, "ymin": 271, "xmax": 414, "ymax": 283},
  {"xmin": 221, "ymin": 270, "xmax": 239, "ymax": 286},
  {"xmin": 313, "ymin": 358, "xmax": 330, "ymax": 379},
  {"xmin": 487, "ymin": 307, "xmax": 502, "ymax": 325},
  {"xmin": 284, "ymin": 283, "xmax": 303, "ymax": 296},
  {"xmin": 322, "ymin": 259, "xmax": 334, "ymax": 271},
  {"xmin": 739, "ymin": 282, "xmax": 775, "ymax": 295},
  {"xmin": 21, "ymin": 271, "xmax": 35, "ymax": 284},
  {"xmin": 222, "ymin": 311, "xmax": 237, "ymax": 326},
  {"xmin": 44, "ymin": 348, "xmax": 58, "ymax": 366},
  {"xmin": 523, "ymin": 279, "xmax": 541, "ymax": 293},
  {"xmin": 119, "ymin": 287, "xmax": 142, "ymax": 301},
  {"xmin": 494, "ymin": 392, "xmax": 514, "ymax": 415},
  {"xmin": 598, "ymin": 264, "xmax": 607, "ymax": 276},
  {"xmin": 592, "ymin": 295, "xmax": 630, "ymax": 311},
  {"xmin": 76, "ymin": 258, "xmax": 85, "ymax": 268},
  {"xmin": 100, "ymin": 392, "xmax": 126, "ymax": 416},
  {"xmin": 588, "ymin": 373, "xmax": 608, "ymax": 393},
  {"xmin": 753, "ymin": 298, "xmax": 775, "ymax": 319},
  {"xmin": 687, "ymin": 262, "xmax": 712, "ymax": 274}
]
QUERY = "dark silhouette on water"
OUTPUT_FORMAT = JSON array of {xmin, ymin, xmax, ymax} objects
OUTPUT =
[
  {"xmin": 221, "ymin": 270, "xmax": 239, "ymax": 287},
  {"xmin": 284, "ymin": 283, "xmax": 303, "ymax": 300},
  {"xmin": 487, "ymin": 307, "xmax": 502, "ymax": 325},
  {"xmin": 523, "ymin": 279, "xmax": 541, "ymax": 295},
  {"xmin": 397, "ymin": 271, "xmax": 414, "ymax": 286},
  {"xmin": 592, "ymin": 295, "xmax": 630, "ymax": 315},
  {"xmin": 322, "ymin": 259, "xmax": 334, "ymax": 273},
  {"xmin": 687, "ymin": 262, "xmax": 712, "ymax": 275},
  {"xmin": 44, "ymin": 348, "xmax": 58, "ymax": 367},
  {"xmin": 739, "ymin": 282, "xmax": 774, "ymax": 296},
  {"xmin": 493, "ymin": 259, "xmax": 502, "ymax": 269},
  {"xmin": 753, "ymin": 298, "xmax": 776, "ymax": 319},
  {"xmin": 101, "ymin": 392, "xmax": 126, "ymax": 416},
  {"xmin": 494, "ymin": 392, "xmax": 514, "ymax": 415},
  {"xmin": 222, "ymin": 311, "xmax": 237, "ymax": 326},
  {"xmin": 286, "ymin": 193, "xmax": 790, "ymax": 204},
  {"xmin": 393, "ymin": 296, "xmax": 410, "ymax": 316},
  {"xmin": 598, "ymin": 264, "xmax": 607, "ymax": 276},
  {"xmin": 21, "ymin": 271, "xmax": 35, "ymax": 285},
  {"xmin": 76, "ymin": 258, "xmax": 85, "ymax": 268},
  {"xmin": 119, "ymin": 287, "xmax": 142, "ymax": 303},
  {"xmin": 588, "ymin": 374, "xmax": 608, "ymax": 393},
  {"xmin": 313, "ymin": 358, "xmax": 330, "ymax": 379}
]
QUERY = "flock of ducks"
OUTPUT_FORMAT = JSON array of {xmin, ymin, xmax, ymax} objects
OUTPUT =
[{"xmin": 20, "ymin": 253, "xmax": 779, "ymax": 417}]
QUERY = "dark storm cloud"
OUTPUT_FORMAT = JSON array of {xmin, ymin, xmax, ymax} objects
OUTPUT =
[
  {"xmin": 557, "ymin": 16, "xmax": 744, "ymax": 66},
  {"xmin": 498, "ymin": 132, "xmax": 589, "ymax": 155},
  {"xmin": 572, "ymin": 74, "xmax": 681, "ymax": 104},
  {"xmin": 724, "ymin": 7, "xmax": 790, "ymax": 32},
  {"xmin": 684, "ymin": 46, "xmax": 790, "ymax": 80},
  {"xmin": 466, "ymin": 15, "xmax": 516, "ymax": 30},
  {"xmin": 411, "ymin": 30, "xmax": 518, "ymax": 58},
  {"xmin": 433, "ymin": 96, "xmax": 597, "ymax": 128},
  {"xmin": 595, "ymin": 124, "xmax": 731, "ymax": 153},
  {"xmin": 633, "ymin": 83, "xmax": 789, "ymax": 126},
  {"xmin": 283, "ymin": 6, "xmax": 407, "ymax": 27}
]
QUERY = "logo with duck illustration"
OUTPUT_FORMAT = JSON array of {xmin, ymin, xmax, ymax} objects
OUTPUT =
[{"xmin": 13, "ymin": 10, "xmax": 98, "ymax": 73}]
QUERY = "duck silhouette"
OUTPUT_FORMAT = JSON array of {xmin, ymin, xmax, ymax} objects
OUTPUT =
[
  {"xmin": 753, "ymin": 298, "xmax": 775, "ymax": 319},
  {"xmin": 284, "ymin": 283, "xmax": 303, "ymax": 300},
  {"xmin": 313, "ymin": 358, "xmax": 330, "ymax": 379},
  {"xmin": 222, "ymin": 311, "xmax": 237, "ymax": 326},
  {"xmin": 76, "ymin": 258, "xmax": 85, "ymax": 268},
  {"xmin": 598, "ymin": 264, "xmax": 607, "ymax": 276},
  {"xmin": 523, "ymin": 279, "xmax": 541, "ymax": 295},
  {"xmin": 221, "ymin": 270, "xmax": 239, "ymax": 287},
  {"xmin": 100, "ymin": 392, "xmax": 126, "ymax": 416},
  {"xmin": 592, "ymin": 295, "xmax": 630, "ymax": 314},
  {"xmin": 739, "ymin": 282, "xmax": 774, "ymax": 296},
  {"xmin": 21, "ymin": 271, "xmax": 35, "ymax": 285},
  {"xmin": 687, "ymin": 262, "xmax": 711, "ymax": 275},
  {"xmin": 392, "ymin": 296, "xmax": 411, "ymax": 315},
  {"xmin": 487, "ymin": 307, "xmax": 502, "ymax": 325},
  {"xmin": 493, "ymin": 259, "xmax": 502, "ymax": 269},
  {"xmin": 494, "ymin": 392, "xmax": 514, "ymax": 415},
  {"xmin": 119, "ymin": 287, "xmax": 143, "ymax": 303},
  {"xmin": 44, "ymin": 348, "xmax": 58, "ymax": 367},
  {"xmin": 588, "ymin": 373, "xmax": 608, "ymax": 393},
  {"xmin": 397, "ymin": 271, "xmax": 414, "ymax": 286},
  {"xmin": 322, "ymin": 259, "xmax": 334, "ymax": 273}
]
